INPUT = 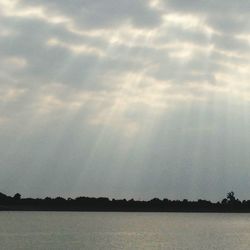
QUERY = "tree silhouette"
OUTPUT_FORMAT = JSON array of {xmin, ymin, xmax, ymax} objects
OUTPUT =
[
  {"xmin": 0, "ymin": 190, "xmax": 249, "ymax": 212},
  {"xmin": 227, "ymin": 191, "xmax": 236, "ymax": 203},
  {"xmin": 13, "ymin": 193, "xmax": 21, "ymax": 200}
]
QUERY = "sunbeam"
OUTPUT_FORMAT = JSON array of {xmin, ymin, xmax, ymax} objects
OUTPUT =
[{"xmin": 1, "ymin": 0, "xmax": 250, "ymax": 201}]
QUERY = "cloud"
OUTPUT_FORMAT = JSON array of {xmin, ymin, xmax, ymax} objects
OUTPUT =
[
  {"xmin": 19, "ymin": 0, "xmax": 162, "ymax": 29},
  {"xmin": 1, "ymin": 0, "xmax": 250, "ymax": 199},
  {"xmin": 1, "ymin": 0, "xmax": 250, "ymax": 129},
  {"xmin": 164, "ymin": 0, "xmax": 250, "ymax": 15},
  {"xmin": 164, "ymin": 0, "xmax": 250, "ymax": 35}
]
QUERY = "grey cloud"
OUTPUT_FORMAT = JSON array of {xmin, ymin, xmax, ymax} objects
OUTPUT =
[
  {"xmin": 156, "ymin": 26, "xmax": 211, "ymax": 46},
  {"xmin": 0, "ymin": 15, "xmax": 146, "ymax": 91},
  {"xmin": 212, "ymin": 34, "xmax": 250, "ymax": 53},
  {"xmin": 140, "ymin": 49, "xmax": 220, "ymax": 85},
  {"xmin": 19, "ymin": 0, "xmax": 162, "ymax": 29},
  {"xmin": 1, "ymin": 5, "xmax": 246, "ymax": 95},
  {"xmin": 164, "ymin": 0, "xmax": 250, "ymax": 35},
  {"xmin": 164, "ymin": 0, "xmax": 250, "ymax": 15},
  {"xmin": 207, "ymin": 15, "xmax": 250, "ymax": 35}
]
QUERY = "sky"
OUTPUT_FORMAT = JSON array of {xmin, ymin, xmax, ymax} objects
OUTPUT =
[{"xmin": 1, "ymin": 0, "xmax": 250, "ymax": 201}]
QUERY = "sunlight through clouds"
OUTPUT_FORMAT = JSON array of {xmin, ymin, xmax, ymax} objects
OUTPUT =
[{"xmin": 1, "ymin": 0, "xmax": 250, "ymax": 200}]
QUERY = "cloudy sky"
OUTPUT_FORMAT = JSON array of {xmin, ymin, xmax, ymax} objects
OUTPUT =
[{"xmin": 1, "ymin": 0, "xmax": 250, "ymax": 200}]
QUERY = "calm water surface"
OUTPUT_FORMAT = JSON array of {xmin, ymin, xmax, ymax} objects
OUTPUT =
[{"xmin": 0, "ymin": 212, "xmax": 250, "ymax": 249}]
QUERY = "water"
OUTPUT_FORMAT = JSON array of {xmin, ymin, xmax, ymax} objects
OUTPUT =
[{"xmin": 0, "ymin": 212, "xmax": 250, "ymax": 249}]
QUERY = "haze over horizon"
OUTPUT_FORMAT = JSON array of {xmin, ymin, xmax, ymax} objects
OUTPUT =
[{"xmin": 1, "ymin": 0, "xmax": 250, "ymax": 201}]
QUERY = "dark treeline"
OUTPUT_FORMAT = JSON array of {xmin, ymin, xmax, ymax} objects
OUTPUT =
[{"xmin": 1, "ymin": 191, "xmax": 250, "ymax": 212}]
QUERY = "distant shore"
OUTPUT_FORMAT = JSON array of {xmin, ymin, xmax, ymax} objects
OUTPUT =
[{"xmin": 1, "ymin": 191, "xmax": 250, "ymax": 212}]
